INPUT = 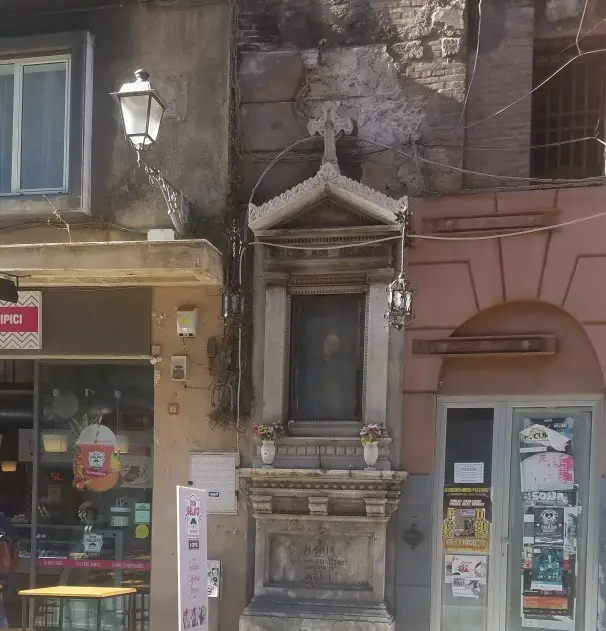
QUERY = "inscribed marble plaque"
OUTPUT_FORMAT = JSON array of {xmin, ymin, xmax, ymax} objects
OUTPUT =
[{"xmin": 268, "ymin": 535, "xmax": 371, "ymax": 587}]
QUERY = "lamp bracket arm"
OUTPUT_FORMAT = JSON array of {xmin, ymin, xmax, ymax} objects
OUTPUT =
[{"xmin": 137, "ymin": 155, "xmax": 192, "ymax": 237}]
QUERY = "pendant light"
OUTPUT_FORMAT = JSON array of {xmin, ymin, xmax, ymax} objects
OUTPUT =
[
  {"xmin": 42, "ymin": 389, "xmax": 70, "ymax": 453},
  {"xmin": 114, "ymin": 390, "xmax": 129, "ymax": 454}
]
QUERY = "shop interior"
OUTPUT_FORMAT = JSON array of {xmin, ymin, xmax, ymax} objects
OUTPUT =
[{"xmin": 0, "ymin": 359, "xmax": 153, "ymax": 630}]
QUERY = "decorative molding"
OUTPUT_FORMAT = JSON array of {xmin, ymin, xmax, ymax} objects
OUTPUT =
[
  {"xmin": 308, "ymin": 496, "xmax": 329, "ymax": 516},
  {"xmin": 412, "ymin": 334, "xmax": 558, "ymax": 357},
  {"xmin": 240, "ymin": 468, "xmax": 408, "ymax": 518},
  {"xmin": 421, "ymin": 208, "xmax": 561, "ymax": 235},
  {"xmin": 248, "ymin": 163, "xmax": 405, "ymax": 232}
]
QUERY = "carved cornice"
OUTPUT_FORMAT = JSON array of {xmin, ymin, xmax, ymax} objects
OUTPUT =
[
  {"xmin": 240, "ymin": 468, "xmax": 408, "ymax": 519},
  {"xmin": 248, "ymin": 163, "xmax": 405, "ymax": 232}
]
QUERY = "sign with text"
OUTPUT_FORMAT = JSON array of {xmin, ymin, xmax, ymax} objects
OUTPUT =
[
  {"xmin": 177, "ymin": 486, "xmax": 208, "ymax": 631},
  {"xmin": 0, "ymin": 291, "xmax": 41, "ymax": 350}
]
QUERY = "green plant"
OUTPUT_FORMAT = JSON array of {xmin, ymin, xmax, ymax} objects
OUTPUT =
[{"xmin": 360, "ymin": 423, "xmax": 386, "ymax": 446}]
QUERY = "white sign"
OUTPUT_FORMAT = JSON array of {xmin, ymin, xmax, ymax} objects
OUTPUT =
[
  {"xmin": 177, "ymin": 486, "xmax": 208, "ymax": 631},
  {"xmin": 207, "ymin": 560, "xmax": 221, "ymax": 598},
  {"xmin": 454, "ymin": 462, "xmax": 484, "ymax": 484}
]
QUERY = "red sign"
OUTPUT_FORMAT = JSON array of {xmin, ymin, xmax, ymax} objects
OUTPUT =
[{"xmin": 0, "ymin": 291, "xmax": 41, "ymax": 349}]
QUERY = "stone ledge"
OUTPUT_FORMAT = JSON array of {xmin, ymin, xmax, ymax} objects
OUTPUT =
[
  {"xmin": 240, "ymin": 468, "xmax": 407, "ymax": 517},
  {"xmin": 240, "ymin": 597, "xmax": 394, "ymax": 631},
  {"xmin": 252, "ymin": 437, "xmax": 393, "ymax": 470}
]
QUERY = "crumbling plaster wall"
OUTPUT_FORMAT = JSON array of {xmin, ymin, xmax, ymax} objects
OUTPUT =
[
  {"xmin": 0, "ymin": 0, "xmax": 232, "ymax": 242},
  {"xmin": 237, "ymin": 0, "xmax": 469, "ymax": 202}
]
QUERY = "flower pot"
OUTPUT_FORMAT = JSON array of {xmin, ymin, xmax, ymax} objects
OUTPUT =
[
  {"xmin": 260, "ymin": 441, "xmax": 276, "ymax": 466},
  {"xmin": 363, "ymin": 442, "xmax": 379, "ymax": 468}
]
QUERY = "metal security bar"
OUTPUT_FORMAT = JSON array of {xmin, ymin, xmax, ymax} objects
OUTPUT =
[{"xmin": 531, "ymin": 38, "xmax": 606, "ymax": 180}]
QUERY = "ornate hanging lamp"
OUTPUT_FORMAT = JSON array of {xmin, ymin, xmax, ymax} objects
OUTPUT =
[{"xmin": 385, "ymin": 202, "xmax": 416, "ymax": 330}]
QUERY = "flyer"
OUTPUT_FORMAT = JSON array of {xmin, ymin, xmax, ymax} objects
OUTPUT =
[
  {"xmin": 444, "ymin": 554, "xmax": 487, "ymax": 584},
  {"xmin": 530, "ymin": 548, "xmax": 564, "ymax": 592},
  {"xmin": 452, "ymin": 576, "xmax": 481, "ymax": 599},
  {"xmin": 534, "ymin": 508, "xmax": 564, "ymax": 545},
  {"xmin": 523, "ymin": 490, "xmax": 576, "ymax": 508},
  {"xmin": 520, "ymin": 453, "xmax": 574, "ymax": 492},
  {"xmin": 442, "ymin": 486, "xmax": 491, "ymax": 554}
]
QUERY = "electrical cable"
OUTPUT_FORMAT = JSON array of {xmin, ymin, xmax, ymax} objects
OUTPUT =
[
  {"xmin": 251, "ymin": 207, "xmax": 606, "ymax": 249},
  {"xmin": 181, "ymin": 337, "xmax": 208, "ymax": 367},
  {"xmin": 455, "ymin": 0, "xmax": 482, "ymax": 132},
  {"xmin": 576, "ymin": 0, "xmax": 591, "ymax": 54}
]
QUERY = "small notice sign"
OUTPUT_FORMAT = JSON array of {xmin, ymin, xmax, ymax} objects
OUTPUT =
[{"xmin": 454, "ymin": 462, "xmax": 484, "ymax": 484}]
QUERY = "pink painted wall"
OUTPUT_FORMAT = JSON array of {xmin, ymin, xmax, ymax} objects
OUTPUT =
[{"xmin": 402, "ymin": 186, "xmax": 606, "ymax": 474}]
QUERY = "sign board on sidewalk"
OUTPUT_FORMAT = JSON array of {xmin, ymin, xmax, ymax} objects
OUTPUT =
[
  {"xmin": 177, "ymin": 485, "xmax": 208, "ymax": 631},
  {"xmin": 0, "ymin": 291, "xmax": 41, "ymax": 350}
]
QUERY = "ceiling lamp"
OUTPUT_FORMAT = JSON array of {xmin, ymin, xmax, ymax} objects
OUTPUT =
[
  {"xmin": 42, "ymin": 431, "xmax": 69, "ymax": 454},
  {"xmin": 114, "ymin": 390, "xmax": 129, "ymax": 454},
  {"xmin": 385, "ymin": 202, "xmax": 416, "ymax": 331}
]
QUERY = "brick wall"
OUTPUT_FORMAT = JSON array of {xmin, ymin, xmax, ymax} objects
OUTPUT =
[
  {"xmin": 236, "ymin": 0, "xmax": 470, "ymax": 203},
  {"xmin": 462, "ymin": 0, "xmax": 535, "ymax": 188}
]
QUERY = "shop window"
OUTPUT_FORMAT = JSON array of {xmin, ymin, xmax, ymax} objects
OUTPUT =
[
  {"xmin": 288, "ymin": 293, "xmax": 365, "ymax": 422},
  {"xmin": 0, "ymin": 32, "xmax": 93, "ymax": 211},
  {"xmin": 531, "ymin": 38, "xmax": 606, "ymax": 180},
  {"xmin": 22, "ymin": 362, "xmax": 155, "ymax": 628}
]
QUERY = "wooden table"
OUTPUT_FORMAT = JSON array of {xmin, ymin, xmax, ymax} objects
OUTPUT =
[{"xmin": 18, "ymin": 586, "xmax": 137, "ymax": 631}]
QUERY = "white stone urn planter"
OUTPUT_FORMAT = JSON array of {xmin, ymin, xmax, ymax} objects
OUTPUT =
[
  {"xmin": 363, "ymin": 442, "xmax": 379, "ymax": 468},
  {"xmin": 260, "ymin": 441, "xmax": 277, "ymax": 466}
]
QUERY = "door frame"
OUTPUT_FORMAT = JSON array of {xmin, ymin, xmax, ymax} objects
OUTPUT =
[{"xmin": 430, "ymin": 395, "xmax": 603, "ymax": 631}]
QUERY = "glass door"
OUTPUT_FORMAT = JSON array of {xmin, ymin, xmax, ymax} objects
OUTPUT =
[
  {"xmin": 434, "ymin": 400, "xmax": 600, "ymax": 631},
  {"xmin": 505, "ymin": 408, "xmax": 593, "ymax": 631}
]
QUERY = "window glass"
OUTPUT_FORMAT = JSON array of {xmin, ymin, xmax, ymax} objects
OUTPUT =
[
  {"xmin": 0, "ymin": 65, "xmax": 14, "ymax": 194},
  {"xmin": 20, "ymin": 62, "xmax": 68, "ymax": 191},
  {"xmin": 441, "ymin": 408, "xmax": 494, "ymax": 631},
  {"xmin": 289, "ymin": 293, "xmax": 365, "ymax": 421},
  {"xmin": 34, "ymin": 362, "xmax": 153, "ymax": 602}
]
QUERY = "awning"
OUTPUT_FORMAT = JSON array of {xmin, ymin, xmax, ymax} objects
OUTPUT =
[{"xmin": 0, "ymin": 239, "xmax": 223, "ymax": 286}]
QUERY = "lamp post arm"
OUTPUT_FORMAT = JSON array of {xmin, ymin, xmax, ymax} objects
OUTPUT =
[{"xmin": 137, "ymin": 155, "xmax": 191, "ymax": 237}]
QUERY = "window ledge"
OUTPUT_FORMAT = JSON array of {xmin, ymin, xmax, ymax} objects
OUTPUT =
[{"xmin": 252, "ymin": 436, "xmax": 392, "ymax": 470}]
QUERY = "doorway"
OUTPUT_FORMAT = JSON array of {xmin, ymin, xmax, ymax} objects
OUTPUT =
[{"xmin": 432, "ymin": 398, "xmax": 602, "ymax": 631}]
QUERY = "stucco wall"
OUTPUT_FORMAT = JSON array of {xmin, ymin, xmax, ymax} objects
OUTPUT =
[
  {"xmin": 150, "ymin": 287, "xmax": 250, "ymax": 631},
  {"xmin": 0, "ymin": 0, "xmax": 231, "ymax": 239}
]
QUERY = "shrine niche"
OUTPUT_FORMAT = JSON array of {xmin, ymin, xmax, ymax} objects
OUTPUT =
[{"xmin": 240, "ymin": 103, "xmax": 408, "ymax": 631}]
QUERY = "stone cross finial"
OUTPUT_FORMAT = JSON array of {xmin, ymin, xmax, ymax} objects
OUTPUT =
[{"xmin": 307, "ymin": 102, "xmax": 353, "ymax": 169}]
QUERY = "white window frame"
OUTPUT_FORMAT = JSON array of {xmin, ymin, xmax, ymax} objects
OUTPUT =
[
  {"xmin": 0, "ymin": 54, "xmax": 71, "ymax": 196},
  {"xmin": 430, "ymin": 395, "xmax": 603, "ymax": 631}
]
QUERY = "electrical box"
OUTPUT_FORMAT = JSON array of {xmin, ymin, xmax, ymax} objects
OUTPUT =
[
  {"xmin": 176, "ymin": 307, "xmax": 198, "ymax": 338},
  {"xmin": 170, "ymin": 355, "xmax": 188, "ymax": 382},
  {"xmin": 189, "ymin": 452, "xmax": 239, "ymax": 514}
]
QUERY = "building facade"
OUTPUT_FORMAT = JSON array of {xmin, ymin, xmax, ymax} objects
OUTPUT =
[
  {"xmin": 235, "ymin": 1, "xmax": 606, "ymax": 631},
  {"xmin": 0, "ymin": 2, "xmax": 249, "ymax": 631}
]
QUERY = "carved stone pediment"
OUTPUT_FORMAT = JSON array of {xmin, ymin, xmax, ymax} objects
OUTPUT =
[{"xmin": 248, "ymin": 163, "xmax": 405, "ymax": 233}]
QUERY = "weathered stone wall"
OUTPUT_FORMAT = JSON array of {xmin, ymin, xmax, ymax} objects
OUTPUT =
[
  {"xmin": 237, "ymin": 0, "xmax": 606, "ymax": 200},
  {"xmin": 237, "ymin": 0, "xmax": 469, "ymax": 202}
]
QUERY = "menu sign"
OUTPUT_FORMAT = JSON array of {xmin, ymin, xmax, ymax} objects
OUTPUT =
[{"xmin": 177, "ymin": 486, "xmax": 208, "ymax": 631}]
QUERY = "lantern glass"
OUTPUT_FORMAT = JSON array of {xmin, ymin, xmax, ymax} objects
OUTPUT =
[
  {"xmin": 112, "ymin": 70, "xmax": 166, "ymax": 152},
  {"xmin": 0, "ymin": 461, "xmax": 16, "ymax": 473}
]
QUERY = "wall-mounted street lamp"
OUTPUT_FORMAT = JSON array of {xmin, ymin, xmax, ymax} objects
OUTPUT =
[
  {"xmin": 111, "ymin": 70, "xmax": 191, "ymax": 236},
  {"xmin": 385, "ymin": 202, "xmax": 416, "ymax": 331}
]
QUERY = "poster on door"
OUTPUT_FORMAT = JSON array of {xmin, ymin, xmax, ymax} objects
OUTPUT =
[
  {"xmin": 442, "ymin": 486, "xmax": 491, "ymax": 554},
  {"xmin": 519, "ymin": 417, "xmax": 579, "ymax": 630},
  {"xmin": 177, "ymin": 486, "xmax": 208, "ymax": 631}
]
